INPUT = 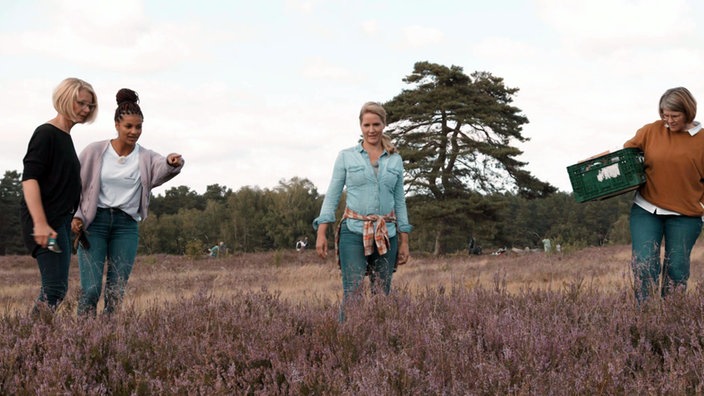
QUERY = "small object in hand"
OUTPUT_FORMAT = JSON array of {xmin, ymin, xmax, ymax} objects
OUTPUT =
[
  {"xmin": 72, "ymin": 230, "xmax": 90, "ymax": 254},
  {"xmin": 47, "ymin": 236, "xmax": 62, "ymax": 253}
]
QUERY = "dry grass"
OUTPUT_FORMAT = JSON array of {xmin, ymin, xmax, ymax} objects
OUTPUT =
[{"xmin": 4, "ymin": 242, "xmax": 704, "ymax": 315}]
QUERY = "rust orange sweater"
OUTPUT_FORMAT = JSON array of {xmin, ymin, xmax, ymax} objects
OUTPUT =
[{"xmin": 624, "ymin": 120, "xmax": 704, "ymax": 216}]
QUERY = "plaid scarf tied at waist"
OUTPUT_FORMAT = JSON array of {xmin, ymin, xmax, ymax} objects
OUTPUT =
[{"xmin": 335, "ymin": 207, "xmax": 396, "ymax": 268}]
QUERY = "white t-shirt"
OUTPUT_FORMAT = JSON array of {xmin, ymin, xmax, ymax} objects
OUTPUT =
[{"xmin": 98, "ymin": 144, "xmax": 143, "ymax": 221}]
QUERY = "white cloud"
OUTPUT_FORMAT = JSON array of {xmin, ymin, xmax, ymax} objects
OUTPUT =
[
  {"xmin": 0, "ymin": 1, "xmax": 209, "ymax": 73},
  {"xmin": 301, "ymin": 57, "xmax": 362, "ymax": 82},
  {"xmin": 535, "ymin": 0, "xmax": 695, "ymax": 55},
  {"xmin": 361, "ymin": 20, "xmax": 379, "ymax": 36},
  {"xmin": 399, "ymin": 25, "xmax": 444, "ymax": 49},
  {"xmin": 284, "ymin": 0, "xmax": 321, "ymax": 14},
  {"xmin": 50, "ymin": 0, "xmax": 149, "ymax": 44},
  {"xmin": 472, "ymin": 37, "xmax": 540, "ymax": 62}
]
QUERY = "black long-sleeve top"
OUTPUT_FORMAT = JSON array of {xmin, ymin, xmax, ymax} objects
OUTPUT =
[{"xmin": 20, "ymin": 123, "xmax": 81, "ymax": 226}]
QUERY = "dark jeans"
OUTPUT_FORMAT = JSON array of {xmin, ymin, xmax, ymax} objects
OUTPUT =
[
  {"xmin": 630, "ymin": 204, "xmax": 702, "ymax": 302},
  {"xmin": 338, "ymin": 220, "xmax": 398, "ymax": 321},
  {"xmin": 33, "ymin": 214, "xmax": 73, "ymax": 312},
  {"xmin": 77, "ymin": 208, "xmax": 139, "ymax": 316}
]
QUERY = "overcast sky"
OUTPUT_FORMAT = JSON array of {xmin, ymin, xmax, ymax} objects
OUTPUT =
[{"xmin": 2, "ymin": 0, "xmax": 703, "ymax": 196}]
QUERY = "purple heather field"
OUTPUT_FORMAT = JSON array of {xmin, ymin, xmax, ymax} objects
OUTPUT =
[{"xmin": 2, "ymin": 246, "xmax": 704, "ymax": 394}]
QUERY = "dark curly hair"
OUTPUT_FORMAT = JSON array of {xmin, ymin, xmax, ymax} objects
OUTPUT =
[{"xmin": 114, "ymin": 88, "xmax": 144, "ymax": 122}]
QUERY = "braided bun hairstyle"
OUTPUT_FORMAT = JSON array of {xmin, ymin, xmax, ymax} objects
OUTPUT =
[{"xmin": 114, "ymin": 88, "xmax": 144, "ymax": 122}]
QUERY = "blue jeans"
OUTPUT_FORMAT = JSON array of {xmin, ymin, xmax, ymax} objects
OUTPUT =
[
  {"xmin": 630, "ymin": 204, "xmax": 702, "ymax": 302},
  {"xmin": 77, "ymin": 208, "xmax": 139, "ymax": 316},
  {"xmin": 338, "ymin": 220, "xmax": 398, "ymax": 321},
  {"xmin": 33, "ymin": 214, "xmax": 73, "ymax": 312}
]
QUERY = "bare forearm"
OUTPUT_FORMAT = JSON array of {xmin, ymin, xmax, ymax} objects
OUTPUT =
[
  {"xmin": 399, "ymin": 232, "xmax": 409, "ymax": 245},
  {"xmin": 22, "ymin": 179, "xmax": 54, "ymax": 246},
  {"xmin": 397, "ymin": 232, "xmax": 410, "ymax": 265},
  {"xmin": 317, "ymin": 223, "xmax": 329, "ymax": 239},
  {"xmin": 316, "ymin": 223, "xmax": 330, "ymax": 259},
  {"xmin": 22, "ymin": 180, "xmax": 48, "ymax": 228}
]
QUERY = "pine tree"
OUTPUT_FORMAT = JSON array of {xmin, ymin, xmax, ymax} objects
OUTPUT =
[{"xmin": 384, "ymin": 62, "xmax": 556, "ymax": 254}]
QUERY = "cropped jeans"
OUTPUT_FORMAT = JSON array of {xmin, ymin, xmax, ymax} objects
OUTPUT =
[
  {"xmin": 630, "ymin": 204, "xmax": 702, "ymax": 302},
  {"xmin": 33, "ymin": 214, "xmax": 73, "ymax": 313},
  {"xmin": 338, "ymin": 220, "xmax": 398, "ymax": 321},
  {"xmin": 77, "ymin": 207, "xmax": 139, "ymax": 316}
]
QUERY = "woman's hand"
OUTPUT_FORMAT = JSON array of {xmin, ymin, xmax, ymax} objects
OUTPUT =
[
  {"xmin": 71, "ymin": 218, "xmax": 83, "ymax": 234},
  {"xmin": 32, "ymin": 222, "xmax": 55, "ymax": 248},
  {"xmin": 167, "ymin": 153, "xmax": 183, "ymax": 167},
  {"xmin": 397, "ymin": 232, "xmax": 410, "ymax": 265},
  {"xmin": 316, "ymin": 223, "xmax": 329, "ymax": 259}
]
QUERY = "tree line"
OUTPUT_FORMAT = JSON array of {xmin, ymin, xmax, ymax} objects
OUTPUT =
[
  {"xmin": 0, "ymin": 61, "xmax": 635, "ymax": 256},
  {"xmin": 0, "ymin": 169, "xmax": 632, "ymax": 256}
]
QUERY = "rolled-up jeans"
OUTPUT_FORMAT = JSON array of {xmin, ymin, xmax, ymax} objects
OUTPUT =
[
  {"xmin": 338, "ymin": 220, "xmax": 398, "ymax": 321},
  {"xmin": 630, "ymin": 204, "xmax": 702, "ymax": 302},
  {"xmin": 77, "ymin": 207, "xmax": 139, "ymax": 316}
]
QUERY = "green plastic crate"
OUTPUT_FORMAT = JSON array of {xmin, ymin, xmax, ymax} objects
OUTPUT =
[{"xmin": 567, "ymin": 148, "xmax": 645, "ymax": 203}]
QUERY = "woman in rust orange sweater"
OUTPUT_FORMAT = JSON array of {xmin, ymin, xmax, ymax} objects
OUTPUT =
[{"xmin": 624, "ymin": 87, "xmax": 704, "ymax": 302}]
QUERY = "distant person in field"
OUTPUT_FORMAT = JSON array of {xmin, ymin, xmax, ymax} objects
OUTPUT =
[
  {"xmin": 20, "ymin": 77, "xmax": 98, "ymax": 315},
  {"xmin": 209, "ymin": 241, "xmax": 224, "ymax": 258},
  {"xmin": 624, "ymin": 87, "xmax": 703, "ymax": 302},
  {"xmin": 71, "ymin": 88, "xmax": 184, "ymax": 316},
  {"xmin": 542, "ymin": 238, "xmax": 551, "ymax": 252},
  {"xmin": 296, "ymin": 237, "xmax": 308, "ymax": 252},
  {"xmin": 313, "ymin": 101, "xmax": 412, "ymax": 321}
]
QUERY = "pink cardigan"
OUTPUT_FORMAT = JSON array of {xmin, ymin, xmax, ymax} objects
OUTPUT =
[{"xmin": 73, "ymin": 140, "xmax": 184, "ymax": 228}]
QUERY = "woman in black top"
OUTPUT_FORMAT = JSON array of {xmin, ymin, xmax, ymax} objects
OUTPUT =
[{"xmin": 20, "ymin": 77, "xmax": 98, "ymax": 314}]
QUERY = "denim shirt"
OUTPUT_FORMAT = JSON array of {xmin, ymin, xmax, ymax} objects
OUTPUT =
[{"xmin": 313, "ymin": 143, "xmax": 412, "ymax": 236}]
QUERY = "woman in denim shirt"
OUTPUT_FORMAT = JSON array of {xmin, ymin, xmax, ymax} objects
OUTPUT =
[{"xmin": 314, "ymin": 102, "xmax": 412, "ymax": 320}]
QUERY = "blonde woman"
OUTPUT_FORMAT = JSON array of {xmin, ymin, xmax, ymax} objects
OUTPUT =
[
  {"xmin": 314, "ymin": 101, "xmax": 412, "ymax": 321},
  {"xmin": 20, "ymin": 77, "xmax": 98, "ymax": 314}
]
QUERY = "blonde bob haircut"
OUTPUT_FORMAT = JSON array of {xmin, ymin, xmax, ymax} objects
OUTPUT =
[
  {"xmin": 359, "ymin": 101, "xmax": 396, "ymax": 154},
  {"xmin": 52, "ymin": 77, "xmax": 98, "ymax": 124},
  {"xmin": 659, "ymin": 87, "xmax": 696, "ymax": 124}
]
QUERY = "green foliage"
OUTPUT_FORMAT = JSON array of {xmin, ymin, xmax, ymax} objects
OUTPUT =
[
  {"xmin": 202, "ymin": 183, "xmax": 232, "ymax": 204},
  {"xmin": 608, "ymin": 214, "xmax": 631, "ymax": 245},
  {"xmin": 404, "ymin": 190, "xmax": 633, "ymax": 255},
  {"xmin": 149, "ymin": 185, "xmax": 205, "ymax": 217},
  {"xmin": 138, "ymin": 179, "xmax": 321, "ymax": 254},
  {"xmin": 138, "ymin": 215, "xmax": 158, "ymax": 254},
  {"xmin": 0, "ymin": 169, "xmax": 640, "ymax": 257},
  {"xmin": 200, "ymin": 200, "xmax": 231, "ymax": 246},
  {"xmin": 495, "ymin": 191, "xmax": 633, "ymax": 251},
  {"xmin": 0, "ymin": 170, "xmax": 24, "ymax": 255},
  {"xmin": 150, "ymin": 213, "xmax": 186, "ymax": 254},
  {"xmin": 184, "ymin": 239, "xmax": 205, "ymax": 258},
  {"xmin": 228, "ymin": 185, "xmax": 274, "ymax": 252},
  {"xmin": 262, "ymin": 177, "xmax": 321, "ymax": 250},
  {"xmin": 407, "ymin": 194, "xmax": 503, "ymax": 254}
]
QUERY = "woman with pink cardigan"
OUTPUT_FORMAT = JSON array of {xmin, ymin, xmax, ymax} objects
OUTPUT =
[{"xmin": 71, "ymin": 88, "xmax": 184, "ymax": 316}]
